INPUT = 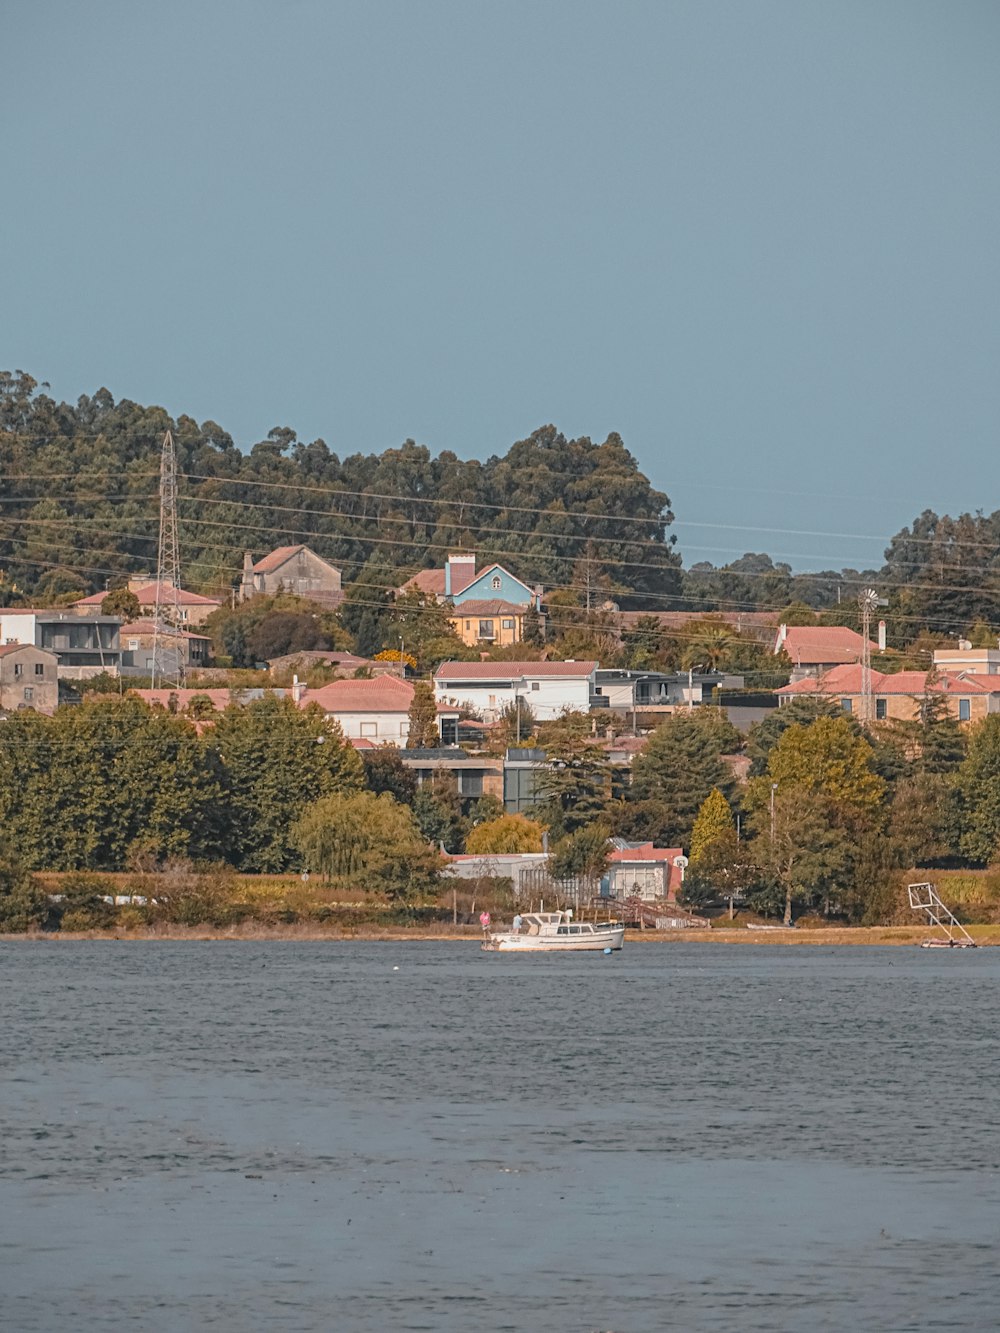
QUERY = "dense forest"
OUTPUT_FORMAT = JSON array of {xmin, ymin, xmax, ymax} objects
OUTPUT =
[{"xmin": 1, "ymin": 369, "xmax": 997, "ymax": 641}]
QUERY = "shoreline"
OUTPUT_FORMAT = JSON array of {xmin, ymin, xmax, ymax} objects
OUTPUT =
[{"xmin": 4, "ymin": 923, "xmax": 999, "ymax": 946}]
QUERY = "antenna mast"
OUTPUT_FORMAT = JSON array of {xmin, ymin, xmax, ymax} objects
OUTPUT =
[{"xmin": 151, "ymin": 430, "xmax": 184, "ymax": 689}]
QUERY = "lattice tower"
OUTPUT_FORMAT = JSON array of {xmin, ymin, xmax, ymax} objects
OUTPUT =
[{"xmin": 151, "ymin": 430, "xmax": 184, "ymax": 689}]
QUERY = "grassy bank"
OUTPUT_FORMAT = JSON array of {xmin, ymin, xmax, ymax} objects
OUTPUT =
[{"xmin": 6, "ymin": 922, "xmax": 1000, "ymax": 945}]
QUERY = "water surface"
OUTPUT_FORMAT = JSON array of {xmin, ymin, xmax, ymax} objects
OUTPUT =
[{"xmin": 2, "ymin": 942, "xmax": 998, "ymax": 1330}]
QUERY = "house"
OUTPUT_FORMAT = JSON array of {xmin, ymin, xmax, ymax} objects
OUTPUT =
[
  {"xmin": 295, "ymin": 675, "xmax": 459, "ymax": 745},
  {"xmin": 118, "ymin": 620, "xmax": 212, "ymax": 674},
  {"xmin": 401, "ymin": 551, "xmax": 541, "ymax": 609},
  {"xmin": 776, "ymin": 665, "xmax": 1000, "ymax": 723},
  {"xmin": 774, "ymin": 624, "xmax": 879, "ymax": 682},
  {"xmin": 604, "ymin": 841, "xmax": 686, "ymax": 903},
  {"xmin": 933, "ymin": 641, "xmax": 1000, "ymax": 675},
  {"xmin": 447, "ymin": 599, "xmax": 533, "ymax": 648},
  {"xmin": 0, "ymin": 644, "xmax": 59, "ymax": 714},
  {"xmin": 591, "ymin": 668, "xmax": 740, "ymax": 712},
  {"xmin": 71, "ymin": 579, "xmax": 222, "ymax": 627},
  {"xmin": 434, "ymin": 660, "xmax": 598, "ymax": 723},
  {"xmin": 399, "ymin": 747, "xmax": 505, "ymax": 808},
  {"xmin": 0, "ymin": 610, "xmax": 122, "ymax": 678},
  {"xmin": 240, "ymin": 545, "xmax": 343, "ymax": 606}
]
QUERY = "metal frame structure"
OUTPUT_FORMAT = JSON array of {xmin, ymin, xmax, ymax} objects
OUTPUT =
[
  {"xmin": 907, "ymin": 881, "xmax": 977, "ymax": 946},
  {"xmin": 150, "ymin": 430, "xmax": 185, "ymax": 689}
]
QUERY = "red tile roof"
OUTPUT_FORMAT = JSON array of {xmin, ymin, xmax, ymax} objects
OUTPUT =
[
  {"xmin": 775, "ymin": 626, "xmax": 876, "ymax": 666},
  {"xmin": 74, "ymin": 583, "xmax": 221, "ymax": 608},
  {"xmin": 777, "ymin": 666, "xmax": 1000, "ymax": 697},
  {"xmin": 435, "ymin": 660, "xmax": 598, "ymax": 681},
  {"xmin": 251, "ymin": 545, "xmax": 306, "ymax": 574},
  {"xmin": 303, "ymin": 675, "xmax": 415, "ymax": 713},
  {"xmin": 401, "ymin": 565, "xmax": 478, "ymax": 597}
]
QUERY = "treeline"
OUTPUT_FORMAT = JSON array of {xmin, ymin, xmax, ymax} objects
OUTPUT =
[{"xmin": 0, "ymin": 371, "xmax": 678, "ymax": 608}]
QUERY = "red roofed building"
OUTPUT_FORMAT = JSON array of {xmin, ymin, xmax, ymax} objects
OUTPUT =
[
  {"xmin": 777, "ymin": 664, "xmax": 1000, "ymax": 723},
  {"xmin": 71, "ymin": 580, "xmax": 222, "ymax": 627},
  {"xmin": 240, "ymin": 545, "xmax": 343, "ymax": 606},
  {"xmin": 298, "ymin": 674, "xmax": 458, "ymax": 744},
  {"xmin": 774, "ymin": 624, "xmax": 879, "ymax": 681},
  {"xmin": 607, "ymin": 841, "xmax": 686, "ymax": 902}
]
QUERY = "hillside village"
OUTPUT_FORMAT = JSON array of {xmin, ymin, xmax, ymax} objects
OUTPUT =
[
  {"xmin": 4, "ymin": 535, "xmax": 1000, "ymax": 933},
  {"xmin": 3, "ymin": 374, "xmax": 1000, "ymax": 932}
]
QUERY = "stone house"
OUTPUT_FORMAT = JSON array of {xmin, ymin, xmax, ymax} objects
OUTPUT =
[
  {"xmin": 0, "ymin": 643, "xmax": 59, "ymax": 713},
  {"xmin": 71, "ymin": 579, "xmax": 222, "ymax": 627},
  {"xmin": 777, "ymin": 664, "xmax": 1000, "ymax": 723},
  {"xmin": 241, "ymin": 546, "xmax": 343, "ymax": 606}
]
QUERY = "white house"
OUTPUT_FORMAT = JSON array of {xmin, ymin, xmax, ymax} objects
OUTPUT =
[
  {"xmin": 434, "ymin": 660, "xmax": 598, "ymax": 722},
  {"xmin": 300, "ymin": 675, "xmax": 458, "ymax": 745}
]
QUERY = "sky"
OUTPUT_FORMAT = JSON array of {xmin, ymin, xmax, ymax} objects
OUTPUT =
[{"xmin": 5, "ymin": 0, "xmax": 999, "ymax": 572}]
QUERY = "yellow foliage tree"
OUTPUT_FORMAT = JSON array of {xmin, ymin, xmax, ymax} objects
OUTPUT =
[{"xmin": 465, "ymin": 814, "xmax": 545, "ymax": 855}]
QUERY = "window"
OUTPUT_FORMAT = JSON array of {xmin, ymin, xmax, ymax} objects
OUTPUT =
[
  {"xmin": 478, "ymin": 620, "xmax": 495, "ymax": 640},
  {"xmin": 491, "ymin": 575, "xmax": 502, "ymax": 590},
  {"xmin": 34, "ymin": 663, "xmax": 44, "ymax": 676},
  {"xmin": 145, "ymin": 658, "xmax": 154, "ymax": 669},
  {"xmin": 400, "ymin": 721, "xmax": 410, "ymax": 736},
  {"xmin": 23, "ymin": 687, "xmax": 33, "ymax": 701},
  {"xmin": 13, "ymin": 663, "xmax": 22, "ymax": 678},
  {"xmin": 875, "ymin": 698, "xmax": 887, "ymax": 720},
  {"xmin": 128, "ymin": 639, "xmax": 139, "ymax": 651},
  {"xmin": 959, "ymin": 698, "xmax": 971, "ymax": 722},
  {"xmin": 502, "ymin": 619, "xmax": 514, "ymax": 630},
  {"xmin": 531, "ymin": 681, "xmax": 540, "ymax": 691},
  {"xmin": 465, "ymin": 621, "xmax": 471, "ymax": 631},
  {"xmin": 841, "ymin": 698, "xmax": 852, "ymax": 712},
  {"xmin": 179, "ymin": 610, "xmax": 188, "ymax": 622},
  {"xmin": 360, "ymin": 722, "xmax": 378, "ymax": 736}
]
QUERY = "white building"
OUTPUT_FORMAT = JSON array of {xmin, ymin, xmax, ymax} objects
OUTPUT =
[
  {"xmin": 933, "ymin": 641, "xmax": 1000, "ymax": 675},
  {"xmin": 434, "ymin": 660, "xmax": 598, "ymax": 722},
  {"xmin": 301, "ymin": 675, "xmax": 458, "ymax": 745}
]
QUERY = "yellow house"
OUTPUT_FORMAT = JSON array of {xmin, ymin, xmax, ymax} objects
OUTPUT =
[{"xmin": 448, "ymin": 599, "xmax": 528, "ymax": 648}]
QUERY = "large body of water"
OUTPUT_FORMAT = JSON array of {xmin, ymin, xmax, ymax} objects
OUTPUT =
[{"xmin": 2, "ymin": 941, "xmax": 998, "ymax": 1331}]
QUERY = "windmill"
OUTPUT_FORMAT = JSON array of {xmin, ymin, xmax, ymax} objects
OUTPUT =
[{"xmin": 150, "ymin": 430, "xmax": 184, "ymax": 689}]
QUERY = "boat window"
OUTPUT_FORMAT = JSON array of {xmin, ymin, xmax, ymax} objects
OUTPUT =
[{"xmin": 557, "ymin": 926, "xmax": 568, "ymax": 934}]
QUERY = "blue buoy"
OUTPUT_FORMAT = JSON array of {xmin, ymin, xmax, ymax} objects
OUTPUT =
[{"xmin": 603, "ymin": 947, "xmax": 613, "ymax": 955}]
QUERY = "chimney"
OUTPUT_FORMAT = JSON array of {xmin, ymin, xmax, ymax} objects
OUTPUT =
[
  {"xmin": 778, "ymin": 624, "xmax": 787, "ymax": 647},
  {"xmin": 445, "ymin": 552, "xmax": 476, "ymax": 600},
  {"xmin": 243, "ymin": 550, "xmax": 254, "ymax": 573},
  {"xmin": 291, "ymin": 673, "xmax": 305, "ymax": 704},
  {"xmin": 878, "ymin": 620, "xmax": 886, "ymax": 651}
]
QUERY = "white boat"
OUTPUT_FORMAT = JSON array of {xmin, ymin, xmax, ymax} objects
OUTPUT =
[{"xmin": 482, "ymin": 911, "xmax": 624, "ymax": 953}]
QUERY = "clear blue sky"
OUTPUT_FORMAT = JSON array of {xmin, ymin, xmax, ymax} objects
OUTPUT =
[{"xmin": 5, "ymin": 1, "xmax": 999, "ymax": 571}]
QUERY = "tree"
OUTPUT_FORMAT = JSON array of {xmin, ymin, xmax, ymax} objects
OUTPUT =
[
  {"xmin": 746, "ymin": 697, "xmax": 842, "ymax": 777},
  {"xmin": 0, "ymin": 842, "xmax": 51, "ymax": 931},
  {"xmin": 0, "ymin": 697, "xmax": 227, "ymax": 871},
  {"xmin": 746, "ymin": 716, "xmax": 886, "ymax": 825},
  {"xmin": 689, "ymin": 788, "xmax": 734, "ymax": 865},
  {"xmin": 534, "ymin": 713, "xmax": 612, "ymax": 838},
  {"xmin": 411, "ymin": 776, "xmax": 466, "ymax": 852},
  {"xmin": 751, "ymin": 788, "xmax": 854, "ymax": 924},
  {"xmin": 628, "ymin": 711, "xmax": 738, "ymax": 846},
  {"xmin": 889, "ymin": 773, "xmax": 960, "ymax": 868},
  {"xmin": 247, "ymin": 611, "xmax": 328, "ymax": 661},
  {"xmin": 522, "ymin": 603, "xmax": 543, "ymax": 646},
  {"xmin": 210, "ymin": 696, "xmax": 362, "ymax": 871},
  {"xmin": 101, "ymin": 588, "xmax": 141, "ymax": 622},
  {"xmin": 406, "ymin": 681, "xmax": 438, "ymax": 748},
  {"xmin": 466, "ymin": 814, "xmax": 545, "ymax": 854},
  {"xmin": 292, "ymin": 790, "xmax": 442, "ymax": 900},
  {"xmin": 548, "ymin": 824, "xmax": 611, "ymax": 883},
  {"xmin": 362, "ymin": 746, "xmax": 418, "ymax": 804},
  {"xmin": 915, "ymin": 685, "xmax": 966, "ymax": 774},
  {"xmin": 955, "ymin": 715, "xmax": 1000, "ymax": 864}
]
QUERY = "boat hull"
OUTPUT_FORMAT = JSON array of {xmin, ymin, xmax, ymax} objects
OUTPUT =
[{"xmin": 484, "ymin": 926, "xmax": 625, "ymax": 953}]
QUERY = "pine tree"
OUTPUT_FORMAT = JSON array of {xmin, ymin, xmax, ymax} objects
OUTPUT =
[{"xmin": 522, "ymin": 603, "xmax": 543, "ymax": 646}]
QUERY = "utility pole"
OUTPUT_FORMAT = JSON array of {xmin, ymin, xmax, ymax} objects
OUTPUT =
[{"xmin": 151, "ymin": 430, "xmax": 184, "ymax": 689}]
